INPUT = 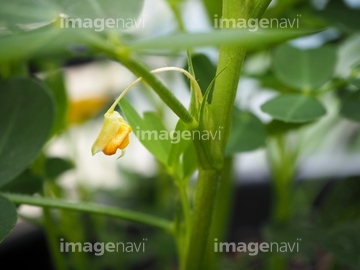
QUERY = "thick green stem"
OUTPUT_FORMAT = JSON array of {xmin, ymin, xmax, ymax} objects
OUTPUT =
[
  {"xmin": 184, "ymin": 169, "xmax": 219, "ymax": 270},
  {"xmin": 2, "ymin": 193, "xmax": 174, "ymax": 233},
  {"xmin": 204, "ymin": 157, "xmax": 234, "ymax": 270},
  {"xmin": 210, "ymin": 0, "xmax": 272, "ymax": 162},
  {"xmin": 210, "ymin": 45, "xmax": 246, "ymax": 162},
  {"xmin": 182, "ymin": 1, "xmax": 272, "ymax": 269}
]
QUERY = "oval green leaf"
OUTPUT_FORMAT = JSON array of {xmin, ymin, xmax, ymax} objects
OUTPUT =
[
  {"xmin": 322, "ymin": 224, "xmax": 360, "ymax": 269},
  {"xmin": 183, "ymin": 54, "xmax": 216, "ymax": 95},
  {"xmin": 0, "ymin": 27, "xmax": 104, "ymax": 62},
  {"xmin": 167, "ymin": 120, "xmax": 197, "ymax": 181},
  {"xmin": 261, "ymin": 94, "xmax": 326, "ymax": 123},
  {"xmin": 0, "ymin": 78, "xmax": 54, "ymax": 186},
  {"xmin": 119, "ymin": 98, "xmax": 171, "ymax": 166},
  {"xmin": 45, "ymin": 157, "xmax": 74, "ymax": 180},
  {"xmin": 273, "ymin": 44, "xmax": 337, "ymax": 90},
  {"xmin": 266, "ymin": 120, "xmax": 307, "ymax": 136},
  {"xmin": 340, "ymin": 90, "xmax": 360, "ymax": 122},
  {"xmin": 226, "ymin": 110, "xmax": 266, "ymax": 155},
  {"xmin": 349, "ymin": 78, "xmax": 360, "ymax": 88},
  {"xmin": 0, "ymin": 195, "xmax": 17, "ymax": 243},
  {"xmin": 203, "ymin": 0, "xmax": 222, "ymax": 27},
  {"xmin": 0, "ymin": 169, "xmax": 43, "ymax": 195},
  {"xmin": 0, "ymin": 0, "xmax": 144, "ymax": 28}
]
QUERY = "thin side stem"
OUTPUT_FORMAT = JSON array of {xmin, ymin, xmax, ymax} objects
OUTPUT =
[
  {"xmin": 116, "ymin": 54, "xmax": 198, "ymax": 129},
  {"xmin": 178, "ymin": 182, "xmax": 191, "ymax": 238},
  {"xmin": 108, "ymin": 67, "xmax": 202, "ymax": 114},
  {"xmin": 168, "ymin": 0, "xmax": 186, "ymax": 32},
  {"xmin": 176, "ymin": 181, "xmax": 192, "ymax": 268},
  {"xmin": 2, "ymin": 193, "xmax": 174, "ymax": 233}
]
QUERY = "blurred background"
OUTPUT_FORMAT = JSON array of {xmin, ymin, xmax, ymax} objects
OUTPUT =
[{"xmin": 1, "ymin": 0, "xmax": 360, "ymax": 269}]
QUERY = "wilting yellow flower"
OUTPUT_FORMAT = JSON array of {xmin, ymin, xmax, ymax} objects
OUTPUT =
[{"xmin": 91, "ymin": 111, "xmax": 132, "ymax": 157}]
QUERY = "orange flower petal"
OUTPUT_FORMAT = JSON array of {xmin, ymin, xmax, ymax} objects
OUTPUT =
[
  {"xmin": 92, "ymin": 111, "xmax": 132, "ymax": 157},
  {"xmin": 102, "ymin": 124, "xmax": 132, "ymax": 156}
]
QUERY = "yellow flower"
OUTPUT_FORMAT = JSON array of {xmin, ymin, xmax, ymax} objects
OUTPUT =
[
  {"xmin": 91, "ymin": 111, "xmax": 132, "ymax": 157},
  {"xmin": 68, "ymin": 97, "xmax": 108, "ymax": 125}
]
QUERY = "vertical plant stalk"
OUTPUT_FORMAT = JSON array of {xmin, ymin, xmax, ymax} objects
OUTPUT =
[
  {"xmin": 176, "ymin": 180, "xmax": 192, "ymax": 266},
  {"xmin": 178, "ymin": 182, "xmax": 191, "ymax": 240},
  {"xmin": 266, "ymin": 134, "xmax": 299, "ymax": 270},
  {"xmin": 204, "ymin": 157, "xmax": 234, "ymax": 270},
  {"xmin": 210, "ymin": 0, "xmax": 271, "ymax": 160},
  {"xmin": 183, "ymin": 169, "xmax": 219, "ymax": 270},
  {"xmin": 43, "ymin": 208, "xmax": 67, "ymax": 270},
  {"xmin": 268, "ymin": 134, "xmax": 298, "ymax": 224},
  {"xmin": 184, "ymin": 0, "xmax": 271, "ymax": 269}
]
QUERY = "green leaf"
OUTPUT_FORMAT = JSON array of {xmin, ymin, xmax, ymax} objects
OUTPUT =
[
  {"xmin": 319, "ymin": 1, "xmax": 360, "ymax": 33},
  {"xmin": 60, "ymin": 0, "xmax": 144, "ymax": 21},
  {"xmin": 167, "ymin": 120, "xmax": 187, "ymax": 168},
  {"xmin": 0, "ymin": 26, "xmax": 103, "ymax": 62},
  {"xmin": 0, "ymin": 0, "xmax": 55, "ymax": 27},
  {"xmin": 168, "ymin": 120, "xmax": 197, "ymax": 181},
  {"xmin": 129, "ymin": 29, "xmax": 309, "ymax": 51},
  {"xmin": 321, "ymin": 224, "xmax": 360, "ymax": 268},
  {"xmin": 120, "ymin": 98, "xmax": 171, "ymax": 166},
  {"xmin": 0, "ymin": 169, "xmax": 43, "ymax": 195},
  {"xmin": 143, "ymin": 112, "xmax": 172, "ymax": 163},
  {"xmin": 0, "ymin": 0, "xmax": 145, "ymax": 61},
  {"xmin": 203, "ymin": 0, "xmax": 222, "ymax": 27},
  {"xmin": 0, "ymin": 195, "xmax": 17, "ymax": 243},
  {"xmin": 249, "ymin": 72, "xmax": 289, "ymax": 93},
  {"xmin": 0, "ymin": 0, "xmax": 144, "ymax": 27},
  {"xmin": 185, "ymin": 52, "xmax": 202, "ymax": 119},
  {"xmin": 266, "ymin": 120, "xmax": 307, "ymax": 136},
  {"xmin": 0, "ymin": 78, "xmax": 54, "ymax": 186},
  {"xmin": 181, "ymin": 142, "xmax": 197, "ymax": 180},
  {"xmin": 273, "ymin": 44, "xmax": 337, "ymax": 90},
  {"xmin": 45, "ymin": 157, "xmax": 74, "ymax": 180},
  {"xmin": 261, "ymin": 94, "xmax": 326, "ymax": 123},
  {"xmin": 184, "ymin": 54, "xmax": 216, "ymax": 95},
  {"xmin": 349, "ymin": 78, "xmax": 360, "ymax": 88},
  {"xmin": 318, "ymin": 176, "xmax": 360, "ymax": 226},
  {"xmin": 340, "ymin": 90, "xmax": 360, "ymax": 123},
  {"xmin": 226, "ymin": 110, "xmax": 266, "ymax": 155},
  {"xmin": 289, "ymin": 180, "xmax": 325, "ymax": 221}
]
